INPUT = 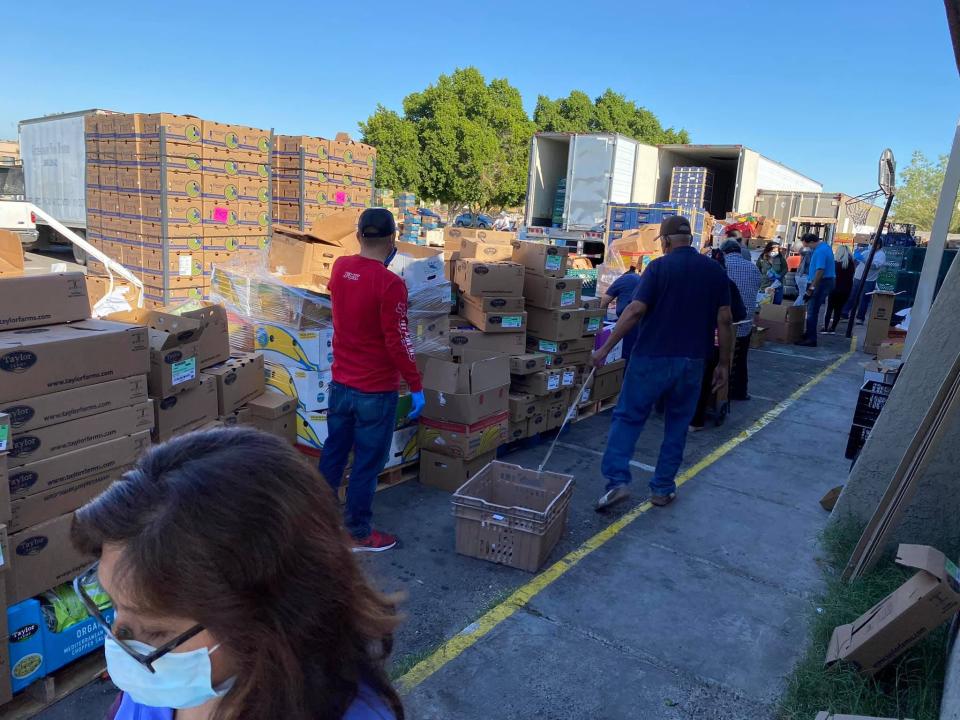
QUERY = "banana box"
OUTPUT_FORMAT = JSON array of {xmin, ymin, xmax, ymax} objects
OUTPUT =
[
  {"xmin": 418, "ymin": 411, "xmax": 509, "ymax": 461},
  {"xmin": 255, "ymin": 323, "xmax": 334, "ymax": 371},
  {"xmin": 295, "ymin": 409, "xmax": 328, "ymax": 449},
  {"xmin": 264, "ymin": 362, "xmax": 332, "ymax": 412},
  {"xmin": 385, "ymin": 426, "xmax": 419, "ymax": 469}
]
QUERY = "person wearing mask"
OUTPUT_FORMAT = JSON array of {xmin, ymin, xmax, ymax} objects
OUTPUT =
[
  {"xmin": 725, "ymin": 228, "xmax": 753, "ymax": 261},
  {"xmin": 75, "ymin": 427, "xmax": 404, "ymax": 720},
  {"xmin": 592, "ymin": 216, "xmax": 732, "ymax": 510},
  {"xmin": 842, "ymin": 236, "xmax": 887, "ymax": 324},
  {"xmin": 320, "ymin": 208, "xmax": 424, "ymax": 552},
  {"xmin": 824, "ymin": 244, "xmax": 855, "ymax": 334},
  {"xmin": 756, "ymin": 241, "xmax": 788, "ymax": 304},
  {"xmin": 795, "ymin": 233, "xmax": 836, "ymax": 347},
  {"xmin": 721, "ymin": 239, "xmax": 762, "ymax": 401},
  {"xmin": 600, "ymin": 266, "xmax": 642, "ymax": 363}
]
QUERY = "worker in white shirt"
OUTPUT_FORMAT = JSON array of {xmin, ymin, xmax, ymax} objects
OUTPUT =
[{"xmin": 842, "ymin": 236, "xmax": 887, "ymax": 323}]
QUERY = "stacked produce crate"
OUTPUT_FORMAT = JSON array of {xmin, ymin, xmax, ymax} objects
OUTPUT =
[
  {"xmin": 552, "ymin": 178, "xmax": 567, "ymax": 227},
  {"xmin": 271, "ymin": 133, "xmax": 375, "ymax": 230},
  {"xmin": 606, "ymin": 201, "xmax": 712, "ymax": 248},
  {"xmin": 84, "ymin": 113, "xmax": 272, "ymax": 308},
  {"xmin": 669, "ymin": 166, "xmax": 714, "ymax": 212}
]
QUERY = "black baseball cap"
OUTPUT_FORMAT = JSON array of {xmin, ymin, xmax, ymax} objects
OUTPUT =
[
  {"xmin": 657, "ymin": 215, "xmax": 692, "ymax": 239},
  {"xmin": 358, "ymin": 208, "xmax": 397, "ymax": 239}
]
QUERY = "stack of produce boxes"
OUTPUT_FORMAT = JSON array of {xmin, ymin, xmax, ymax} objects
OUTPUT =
[
  {"xmin": 669, "ymin": 166, "xmax": 715, "ymax": 212},
  {"xmin": 0, "ymin": 273, "xmax": 153, "ymax": 699},
  {"xmin": 271, "ymin": 133, "xmax": 375, "ymax": 229},
  {"xmin": 84, "ymin": 113, "xmax": 271, "ymax": 308}
]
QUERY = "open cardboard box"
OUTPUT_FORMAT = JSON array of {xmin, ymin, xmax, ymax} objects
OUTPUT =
[
  {"xmin": 0, "ymin": 229, "xmax": 25, "ymax": 276},
  {"xmin": 418, "ymin": 349, "xmax": 510, "ymax": 424}
]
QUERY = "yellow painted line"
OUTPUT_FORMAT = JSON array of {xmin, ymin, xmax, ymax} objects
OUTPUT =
[{"xmin": 397, "ymin": 337, "xmax": 857, "ymax": 693}]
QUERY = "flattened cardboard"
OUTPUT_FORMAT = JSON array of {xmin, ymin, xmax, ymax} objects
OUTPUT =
[
  {"xmin": 523, "ymin": 275, "xmax": 583, "ymax": 309},
  {"xmin": 3, "ymin": 375, "xmax": 148, "ymax": 434},
  {"xmin": 174, "ymin": 302, "xmax": 230, "ymax": 369},
  {"xmin": 108, "ymin": 309, "xmax": 205, "ymax": 397},
  {"xmin": 8, "ymin": 431, "xmax": 150, "ymax": 501},
  {"xmin": 458, "ymin": 296, "xmax": 526, "ymax": 333},
  {"xmin": 454, "ymin": 260, "xmax": 524, "ymax": 297},
  {"xmin": 153, "ymin": 376, "xmax": 219, "ymax": 442},
  {"xmin": 201, "ymin": 352, "xmax": 265, "ymax": 415},
  {"xmin": 511, "ymin": 241, "xmax": 568, "ymax": 278},
  {"xmin": 419, "ymin": 449, "xmax": 496, "ymax": 493},
  {"xmin": 825, "ymin": 544, "xmax": 960, "ymax": 675},
  {"xmin": 509, "ymin": 354, "xmax": 547, "ymax": 376},
  {"xmin": 7, "ymin": 512, "xmax": 96, "ymax": 605},
  {"xmin": 460, "ymin": 239, "xmax": 514, "ymax": 262},
  {"xmin": 526, "ymin": 307, "xmax": 586, "ymax": 342},
  {"xmin": 0, "ymin": 273, "xmax": 90, "ymax": 331},
  {"xmin": 448, "ymin": 320, "xmax": 526, "ymax": 356},
  {"xmin": 418, "ymin": 411, "xmax": 508, "ymax": 460},
  {"xmin": 9, "ymin": 472, "xmax": 114, "ymax": 533},
  {"xmin": 419, "ymin": 351, "xmax": 510, "ymax": 424},
  {"xmin": 0, "ymin": 319, "xmax": 149, "ymax": 404},
  {"xmin": 9, "ymin": 402, "xmax": 154, "ymax": 468}
]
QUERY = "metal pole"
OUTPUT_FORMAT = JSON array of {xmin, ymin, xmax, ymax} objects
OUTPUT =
[
  {"xmin": 298, "ymin": 145, "xmax": 306, "ymax": 231},
  {"xmin": 160, "ymin": 126, "xmax": 169, "ymax": 306},
  {"xmin": 845, "ymin": 191, "xmax": 895, "ymax": 340},
  {"xmin": 904, "ymin": 117, "xmax": 960, "ymax": 357}
]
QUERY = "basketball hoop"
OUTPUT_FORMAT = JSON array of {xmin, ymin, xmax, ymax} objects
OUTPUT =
[
  {"xmin": 845, "ymin": 189, "xmax": 885, "ymax": 228},
  {"xmin": 845, "ymin": 149, "xmax": 896, "ymax": 230}
]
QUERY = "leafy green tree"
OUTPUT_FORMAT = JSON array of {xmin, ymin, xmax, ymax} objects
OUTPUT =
[
  {"xmin": 891, "ymin": 151, "xmax": 960, "ymax": 232},
  {"xmin": 358, "ymin": 106, "xmax": 421, "ymax": 193}
]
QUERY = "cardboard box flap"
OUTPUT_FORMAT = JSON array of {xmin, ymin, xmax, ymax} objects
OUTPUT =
[
  {"xmin": 395, "ymin": 241, "xmax": 442, "ymax": 261},
  {"xmin": 824, "ymin": 623, "xmax": 852, "ymax": 664},
  {"xmin": 0, "ymin": 229, "xmax": 25, "ymax": 275},
  {"xmin": 895, "ymin": 543, "xmax": 951, "ymax": 582},
  {"xmin": 307, "ymin": 213, "xmax": 362, "ymax": 251},
  {"xmin": 108, "ymin": 309, "xmax": 204, "ymax": 349},
  {"xmin": 421, "ymin": 351, "xmax": 509, "ymax": 395}
]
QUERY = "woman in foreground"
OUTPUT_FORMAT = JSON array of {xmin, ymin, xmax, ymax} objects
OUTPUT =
[{"xmin": 72, "ymin": 427, "xmax": 402, "ymax": 720}]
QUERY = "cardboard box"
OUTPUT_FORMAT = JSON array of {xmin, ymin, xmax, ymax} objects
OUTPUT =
[
  {"xmin": 419, "ymin": 449, "xmax": 495, "ymax": 493},
  {"xmin": 581, "ymin": 308, "xmax": 605, "ymax": 335},
  {"xmin": 596, "ymin": 358, "xmax": 626, "ymax": 377},
  {"xmin": 749, "ymin": 326, "xmax": 767, "ymax": 349},
  {"xmin": 418, "ymin": 411, "xmax": 508, "ymax": 460},
  {"xmin": 153, "ymin": 376, "xmax": 218, "ymax": 441},
  {"xmin": 0, "ymin": 228, "xmax": 25, "ymax": 276},
  {"xmin": 174, "ymin": 302, "xmax": 230, "ymax": 369},
  {"xmin": 108, "ymin": 309, "xmax": 205, "ymax": 397},
  {"xmin": 511, "ymin": 369, "xmax": 564, "ymax": 396},
  {"xmin": 541, "ymin": 350, "xmax": 592, "ymax": 369},
  {"xmin": 456, "ymin": 295, "xmax": 525, "ymax": 313},
  {"xmin": 385, "ymin": 426, "xmax": 419, "ymax": 469},
  {"xmin": 0, "ymin": 411, "xmax": 8, "ymax": 452},
  {"xmin": 509, "ymin": 393, "xmax": 548, "ymax": 422},
  {"xmin": 264, "ymin": 362, "xmax": 332, "ymax": 412},
  {"xmin": 814, "ymin": 714, "xmax": 907, "ymax": 720},
  {"xmin": 825, "ymin": 544, "xmax": 960, "ymax": 675},
  {"xmin": 510, "ymin": 354, "xmax": 547, "ymax": 376},
  {"xmin": 876, "ymin": 341, "xmax": 904, "ymax": 361},
  {"xmin": 391, "ymin": 243, "xmax": 445, "ymax": 291},
  {"xmin": 511, "ymin": 241, "xmax": 568, "ymax": 278},
  {"xmin": 9, "ymin": 472, "xmax": 114, "ymax": 533},
  {"xmin": 443, "ymin": 227, "xmax": 515, "ymax": 245},
  {"xmin": 3, "ymin": 375, "xmax": 148, "ymax": 434},
  {"xmin": 460, "ymin": 239, "xmax": 514, "ymax": 262},
  {"xmin": 755, "ymin": 304, "xmax": 805, "ymax": 344},
  {"xmin": 527, "ymin": 335, "xmax": 595, "ymax": 355},
  {"xmin": 0, "ymin": 319, "xmax": 149, "ymax": 404},
  {"xmin": 8, "ymin": 431, "xmax": 149, "ymax": 501},
  {"xmin": 592, "ymin": 368, "xmax": 624, "ymax": 401},
  {"xmin": 458, "ymin": 295, "xmax": 526, "ymax": 333},
  {"xmin": 254, "ymin": 322, "xmax": 334, "ymax": 371},
  {"xmin": 523, "ymin": 276, "xmax": 583, "ymax": 309},
  {"xmin": 0, "ymin": 272, "xmax": 90, "ymax": 331},
  {"xmin": 419, "ymin": 351, "xmax": 510, "ymax": 424},
  {"xmin": 201, "ymin": 352, "xmax": 265, "ymax": 415},
  {"xmin": 246, "ymin": 389, "xmax": 297, "ymax": 444},
  {"xmin": 864, "ymin": 292, "xmax": 898, "ymax": 354},
  {"xmin": 10, "ymin": 401, "xmax": 153, "ymax": 468},
  {"xmin": 525, "ymin": 307, "xmax": 585, "ymax": 342},
  {"xmin": 507, "ymin": 419, "xmax": 528, "ymax": 442},
  {"xmin": 454, "ymin": 260, "xmax": 525, "ymax": 297},
  {"xmin": 448, "ymin": 321, "xmax": 526, "ymax": 356},
  {"xmin": 296, "ymin": 409, "xmax": 328, "ymax": 449},
  {"xmin": 543, "ymin": 401, "xmax": 566, "ymax": 431},
  {"xmin": 7, "ymin": 512, "xmax": 96, "ymax": 604}
]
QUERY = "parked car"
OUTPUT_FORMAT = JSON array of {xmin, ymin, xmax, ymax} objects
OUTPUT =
[
  {"xmin": 0, "ymin": 200, "xmax": 38, "ymax": 247},
  {"xmin": 454, "ymin": 212, "xmax": 493, "ymax": 229},
  {"xmin": 418, "ymin": 207, "xmax": 445, "ymax": 227}
]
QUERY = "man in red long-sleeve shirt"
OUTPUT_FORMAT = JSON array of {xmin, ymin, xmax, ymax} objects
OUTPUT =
[{"xmin": 319, "ymin": 208, "xmax": 425, "ymax": 552}]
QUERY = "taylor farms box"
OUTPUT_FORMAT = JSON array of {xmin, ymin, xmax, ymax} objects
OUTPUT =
[
  {"xmin": 9, "ymin": 472, "xmax": 114, "ymax": 533},
  {"xmin": 200, "ymin": 352, "xmax": 265, "ymax": 415},
  {"xmin": 0, "ymin": 272, "xmax": 90, "ymax": 331},
  {"xmin": 511, "ymin": 369, "xmax": 564, "ymax": 396},
  {"xmin": 9, "ymin": 402, "xmax": 154, "ymax": 468},
  {"xmin": 582, "ymin": 308, "xmax": 605, "ymax": 335},
  {"xmin": 7, "ymin": 512, "xmax": 96, "ymax": 605},
  {"xmin": 523, "ymin": 276, "xmax": 582, "ymax": 309},
  {"xmin": 456, "ymin": 295, "xmax": 525, "ymax": 313},
  {"xmin": 508, "ymin": 393, "xmax": 548, "ymax": 422},
  {"xmin": 419, "ymin": 449, "xmax": 495, "ymax": 493},
  {"xmin": 525, "ymin": 307, "xmax": 585, "ymax": 342},
  {"xmin": 454, "ymin": 260, "xmax": 524, "ymax": 297},
  {"xmin": 526, "ymin": 335, "xmax": 594, "ymax": 356},
  {"xmin": 174, "ymin": 302, "xmax": 231, "ymax": 369},
  {"xmin": 448, "ymin": 321, "xmax": 526, "ymax": 356},
  {"xmin": 511, "ymin": 241, "xmax": 568, "ymax": 278},
  {"xmin": 0, "ymin": 320, "xmax": 149, "ymax": 404},
  {"xmin": 2, "ymin": 375, "xmax": 148, "ymax": 434},
  {"xmin": 509, "ymin": 354, "xmax": 547, "ymax": 376},
  {"xmin": 460, "ymin": 239, "xmax": 514, "ymax": 262},
  {"xmin": 246, "ymin": 389, "xmax": 297, "ymax": 444},
  {"xmin": 418, "ymin": 411, "xmax": 509, "ymax": 460},
  {"xmin": 458, "ymin": 296, "xmax": 526, "ymax": 333},
  {"xmin": 540, "ymin": 350, "xmax": 591, "ymax": 369},
  {"xmin": 254, "ymin": 322, "xmax": 334, "ymax": 371},
  {"xmin": 153, "ymin": 375, "xmax": 219, "ymax": 441},
  {"xmin": 418, "ymin": 351, "xmax": 510, "ymax": 424}
]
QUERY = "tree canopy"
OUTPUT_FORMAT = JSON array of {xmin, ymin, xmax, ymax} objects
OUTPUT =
[
  {"xmin": 360, "ymin": 68, "xmax": 688, "ymax": 209},
  {"xmin": 891, "ymin": 151, "xmax": 960, "ymax": 233}
]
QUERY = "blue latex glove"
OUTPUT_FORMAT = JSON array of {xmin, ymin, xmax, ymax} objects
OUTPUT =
[{"xmin": 408, "ymin": 391, "xmax": 425, "ymax": 421}]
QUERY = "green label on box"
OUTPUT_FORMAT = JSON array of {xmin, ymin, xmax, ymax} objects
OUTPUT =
[
  {"xmin": 948, "ymin": 558, "xmax": 960, "ymax": 583},
  {"xmin": 171, "ymin": 357, "xmax": 197, "ymax": 386},
  {"xmin": 502, "ymin": 316, "xmax": 523, "ymax": 329},
  {"xmin": 0, "ymin": 423, "xmax": 8, "ymax": 452},
  {"xmin": 538, "ymin": 340, "xmax": 559, "ymax": 353},
  {"xmin": 545, "ymin": 255, "xmax": 562, "ymax": 271},
  {"xmin": 560, "ymin": 291, "xmax": 576, "ymax": 307},
  {"xmin": 547, "ymin": 374, "xmax": 560, "ymax": 391},
  {"xmin": 587, "ymin": 317, "xmax": 601, "ymax": 331}
]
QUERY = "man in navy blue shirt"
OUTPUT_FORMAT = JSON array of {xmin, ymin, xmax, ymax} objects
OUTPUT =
[
  {"xmin": 592, "ymin": 216, "xmax": 733, "ymax": 510},
  {"xmin": 600, "ymin": 266, "xmax": 642, "ymax": 363}
]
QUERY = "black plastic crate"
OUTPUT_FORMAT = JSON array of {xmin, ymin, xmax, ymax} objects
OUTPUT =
[
  {"xmin": 845, "ymin": 423, "xmax": 873, "ymax": 460},
  {"xmin": 852, "ymin": 380, "xmax": 893, "ymax": 426}
]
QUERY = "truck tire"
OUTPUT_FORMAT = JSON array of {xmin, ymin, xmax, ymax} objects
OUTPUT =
[{"xmin": 71, "ymin": 230, "xmax": 88, "ymax": 266}]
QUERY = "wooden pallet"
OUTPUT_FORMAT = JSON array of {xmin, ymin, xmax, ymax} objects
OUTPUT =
[
  {"xmin": 337, "ymin": 460, "xmax": 418, "ymax": 501},
  {"xmin": 572, "ymin": 401, "xmax": 599, "ymax": 423},
  {"xmin": 1, "ymin": 650, "xmax": 107, "ymax": 720},
  {"xmin": 596, "ymin": 394, "xmax": 620, "ymax": 413}
]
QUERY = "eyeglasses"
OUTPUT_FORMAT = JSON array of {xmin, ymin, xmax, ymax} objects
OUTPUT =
[{"xmin": 73, "ymin": 562, "xmax": 205, "ymax": 673}]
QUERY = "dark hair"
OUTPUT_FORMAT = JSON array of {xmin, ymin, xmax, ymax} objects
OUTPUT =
[
  {"xmin": 801, "ymin": 233, "xmax": 820, "ymax": 244},
  {"xmin": 711, "ymin": 248, "xmax": 727, "ymax": 267},
  {"xmin": 725, "ymin": 229, "xmax": 742, "ymax": 240},
  {"xmin": 72, "ymin": 428, "xmax": 403, "ymax": 720},
  {"xmin": 762, "ymin": 241, "xmax": 779, "ymax": 256}
]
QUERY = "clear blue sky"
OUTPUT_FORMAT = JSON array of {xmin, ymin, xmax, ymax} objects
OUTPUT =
[{"xmin": 6, "ymin": 0, "xmax": 956, "ymax": 195}]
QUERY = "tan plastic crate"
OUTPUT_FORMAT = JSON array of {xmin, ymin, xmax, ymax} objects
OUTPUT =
[{"xmin": 452, "ymin": 460, "xmax": 573, "ymax": 572}]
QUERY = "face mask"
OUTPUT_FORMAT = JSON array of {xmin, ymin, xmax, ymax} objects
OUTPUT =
[
  {"xmin": 770, "ymin": 250, "xmax": 780, "ymax": 256},
  {"xmin": 105, "ymin": 636, "xmax": 234, "ymax": 709},
  {"xmin": 383, "ymin": 246, "xmax": 398, "ymax": 267}
]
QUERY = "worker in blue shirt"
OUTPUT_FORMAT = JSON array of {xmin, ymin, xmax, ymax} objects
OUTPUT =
[
  {"xmin": 796, "ymin": 233, "xmax": 836, "ymax": 347},
  {"xmin": 600, "ymin": 266, "xmax": 642, "ymax": 363}
]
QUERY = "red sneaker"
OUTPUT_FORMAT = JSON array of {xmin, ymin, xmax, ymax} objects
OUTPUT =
[{"xmin": 352, "ymin": 529, "xmax": 398, "ymax": 553}]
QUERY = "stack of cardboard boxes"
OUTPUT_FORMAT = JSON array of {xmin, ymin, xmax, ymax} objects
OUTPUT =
[
  {"xmin": 272, "ymin": 133, "xmax": 376, "ymax": 229},
  {"xmin": 85, "ymin": 112, "xmax": 271, "ymax": 308}
]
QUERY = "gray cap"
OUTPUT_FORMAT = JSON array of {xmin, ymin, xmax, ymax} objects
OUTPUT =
[{"xmin": 721, "ymin": 239, "xmax": 742, "ymax": 254}]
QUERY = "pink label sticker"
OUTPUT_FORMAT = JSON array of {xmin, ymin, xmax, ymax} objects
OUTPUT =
[
  {"xmin": 213, "ymin": 207, "xmax": 229, "ymax": 223},
  {"xmin": 334, "ymin": 191, "xmax": 347, "ymax": 205}
]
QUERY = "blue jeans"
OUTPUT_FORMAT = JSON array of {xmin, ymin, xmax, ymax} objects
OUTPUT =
[
  {"xmin": 601, "ymin": 355, "xmax": 704, "ymax": 496},
  {"xmin": 319, "ymin": 382, "xmax": 398, "ymax": 539},
  {"xmin": 842, "ymin": 278, "xmax": 875, "ymax": 321},
  {"xmin": 804, "ymin": 277, "xmax": 835, "ymax": 343},
  {"xmin": 773, "ymin": 285, "xmax": 784, "ymax": 305}
]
